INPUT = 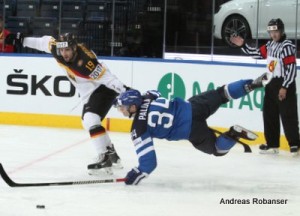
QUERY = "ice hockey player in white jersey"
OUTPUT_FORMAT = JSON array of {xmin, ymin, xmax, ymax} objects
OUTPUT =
[
  {"xmin": 5, "ymin": 32, "xmax": 127, "ymax": 175},
  {"xmin": 115, "ymin": 73, "xmax": 272, "ymax": 185}
]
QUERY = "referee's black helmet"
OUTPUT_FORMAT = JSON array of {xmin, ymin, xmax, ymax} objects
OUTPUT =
[{"xmin": 267, "ymin": 18, "xmax": 285, "ymax": 33}]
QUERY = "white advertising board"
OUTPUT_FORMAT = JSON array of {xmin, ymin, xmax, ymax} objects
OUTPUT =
[
  {"xmin": 1, "ymin": 55, "xmax": 299, "ymax": 133},
  {"xmin": 0, "ymin": 56, "xmax": 131, "ymax": 117}
]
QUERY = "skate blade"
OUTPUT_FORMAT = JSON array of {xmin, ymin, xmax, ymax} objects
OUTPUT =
[
  {"xmin": 259, "ymin": 149, "xmax": 279, "ymax": 155},
  {"xmin": 233, "ymin": 125, "xmax": 258, "ymax": 140},
  {"xmin": 291, "ymin": 152, "xmax": 299, "ymax": 157},
  {"xmin": 112, "ymin": 160, "xmax": 124, "ymax": 169},
  {"xmin": 262, "ymin": 72, "xmax": 273, "ymax": 86},
  {"xmin": 88, "ymin": 167, "xmax": 113, "ymax": 176}
]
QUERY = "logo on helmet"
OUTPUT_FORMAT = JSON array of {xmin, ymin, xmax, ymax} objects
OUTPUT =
[{"xmin": 56, "ymin": 42, "xmax": 69, "ymax": 48}]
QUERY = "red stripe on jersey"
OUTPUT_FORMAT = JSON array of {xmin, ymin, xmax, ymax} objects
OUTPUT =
[
  {"xmin": 283, "ymin": 55, "xmax": 296, "ymax": 65},
  {"xmin": 259, "ymin": 45, "xmax": 267, "ymax": 59},
  {"xmin": 91, "ymin": 130, "xmax": 105, "ymax": 138},
  {"xmin": 70, "ymin": 68, "xmax": 90, "ymax": 79}
]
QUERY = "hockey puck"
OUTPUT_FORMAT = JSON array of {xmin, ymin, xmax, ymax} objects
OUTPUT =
[{"xmin": 36, "ymin": 205, "xmax": 45, "ymax": 209}]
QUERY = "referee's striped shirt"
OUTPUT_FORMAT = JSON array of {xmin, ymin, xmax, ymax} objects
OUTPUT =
[{"xmin": 242, "ymin": 40, "xmax": 297, "ymax": 88}]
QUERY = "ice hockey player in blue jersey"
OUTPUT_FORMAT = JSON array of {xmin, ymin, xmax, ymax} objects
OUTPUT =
[{"xmin": 115, "ymin": 73, "xmax": 271, "ymax": 185}]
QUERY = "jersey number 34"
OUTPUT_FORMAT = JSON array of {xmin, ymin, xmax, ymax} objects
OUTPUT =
[{"xmin": 148, "ymin": 98, "xmax": 174, "ymax": 129}]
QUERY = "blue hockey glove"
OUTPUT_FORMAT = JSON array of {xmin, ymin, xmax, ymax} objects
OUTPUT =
[{"xmin": 125, "ymin": 167, "xmax": 148, "ymax": 185}]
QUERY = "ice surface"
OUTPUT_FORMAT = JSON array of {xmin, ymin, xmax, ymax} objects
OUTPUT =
[{"xmin": 0, "ymin": 125, "xmax": 299, "ymax": 216}]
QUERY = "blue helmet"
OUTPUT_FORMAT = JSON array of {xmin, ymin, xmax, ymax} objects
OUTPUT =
[{"xmin": 116, "ymin": 89, "xmax": 143, "ymax": 107}]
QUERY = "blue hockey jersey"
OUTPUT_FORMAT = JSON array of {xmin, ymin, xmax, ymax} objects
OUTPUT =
[{"xmin": 130, "ymin": 97, "xmax": 192, "ymax": 174}]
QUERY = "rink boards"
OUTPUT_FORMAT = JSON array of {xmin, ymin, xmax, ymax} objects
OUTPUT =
[{"xmin": 1, "ymin": 54, "xmax": 300, "ymax": 149}]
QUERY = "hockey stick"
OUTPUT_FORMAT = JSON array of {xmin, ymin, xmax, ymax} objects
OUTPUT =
[
  {"xmin": 0, "ymin": 163, "xmax": 126, "ymax": 187},
  {"xmin": 210, "ymin": 128, "xmax": 252, "ymax": 153}
]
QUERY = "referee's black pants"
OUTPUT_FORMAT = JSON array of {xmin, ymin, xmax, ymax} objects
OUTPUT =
[{"xmin": 263, "ymin": 78, "xmax": 300, "ymax": 148}]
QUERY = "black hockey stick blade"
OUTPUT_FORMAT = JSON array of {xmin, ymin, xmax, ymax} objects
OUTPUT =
[
  {"xmin": 210, "ymin": 128, "xmax": 252, "ymax": 153},
  {"xmin": 0, "ymin": 163, "xmax": 126, "ymax": 187}
]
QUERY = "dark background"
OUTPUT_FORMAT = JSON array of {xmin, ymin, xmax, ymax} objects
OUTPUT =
[{"xmin": 1, "ymin": 0, "xmax": 299, "ymax": 57}]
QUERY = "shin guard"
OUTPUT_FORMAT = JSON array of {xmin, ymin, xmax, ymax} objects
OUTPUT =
[{"xmin": 89, "ymin": 125, "xmax": 109, "ymax": 154}]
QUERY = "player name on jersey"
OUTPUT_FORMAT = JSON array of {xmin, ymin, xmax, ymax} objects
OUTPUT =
[{"xmin": 138, "ymin": 99, "xmax": 151, "ymax": 120}]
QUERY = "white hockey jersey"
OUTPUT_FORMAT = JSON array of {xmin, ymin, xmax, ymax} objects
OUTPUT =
[{"xmin": 23, "ymin": 36, "xmax": 126, "ymax": 103}]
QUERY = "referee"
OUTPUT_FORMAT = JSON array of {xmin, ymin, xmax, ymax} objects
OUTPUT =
[{"xmin": 230, "ymin": 18, "xmax": 300, "ymax": 156}]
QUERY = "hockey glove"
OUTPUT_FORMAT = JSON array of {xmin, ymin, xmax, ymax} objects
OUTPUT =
[
  {"xmin": 5, "ymin": 32, "xmax": 24, "ymax": 47},
  {"xmin": 125, "ymin": 167, "xmax": 148, "ymax": 185},
  {"xmin": 143, "ymin": 90, "xmax": 161, "ymax": 100},
  {"xmin": 124, "ymin": 85, "xmax": 132, "ymax": 91}
]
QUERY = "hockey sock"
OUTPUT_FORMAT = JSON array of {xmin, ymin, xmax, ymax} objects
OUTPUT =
[
  {"xmin": 215, "ymin": 134, "xmax": 236, "ymax": 154},
  {"xmin": 89, "ymin": 125, "xmax": 110, "ymax": 154},
  {"xmin": 224, "ymin": 79, "xmax": 253, "ymax": 99}
]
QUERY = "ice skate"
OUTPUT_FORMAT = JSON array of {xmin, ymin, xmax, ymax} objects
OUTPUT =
[
  {"xmin": 245, "ymin": 72, "xmax": 273, "ymax": 92},
  {"xmin": 259, "ymin": 144, "xmax": 279, "ymax": 154},
  {"xmin": 107, "ymin": 144, "xmax": 123, "ymax": 169},
  {"xmin": 290, "ymin": 146, "xmax": 299, "ymax": 157},
  {"xmin": 87, "ymin": 153, "xmax": 113, "ymax": 175},
  {"xmin": 227, "ymin": 125, "xmax": 258, "ymax": 140}
]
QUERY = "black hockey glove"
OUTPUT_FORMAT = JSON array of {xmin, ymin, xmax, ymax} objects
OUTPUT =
[
  {"xmin": 5, "ymin": 32, "xmax": 25, "ymax": 47},
  {"xmin": 124, "ymin": 85, "xmax": 132, "ymax": 91},
  {"xmin": 143, "ymin": 90, "xmax": 161, "ymax": 100}
]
